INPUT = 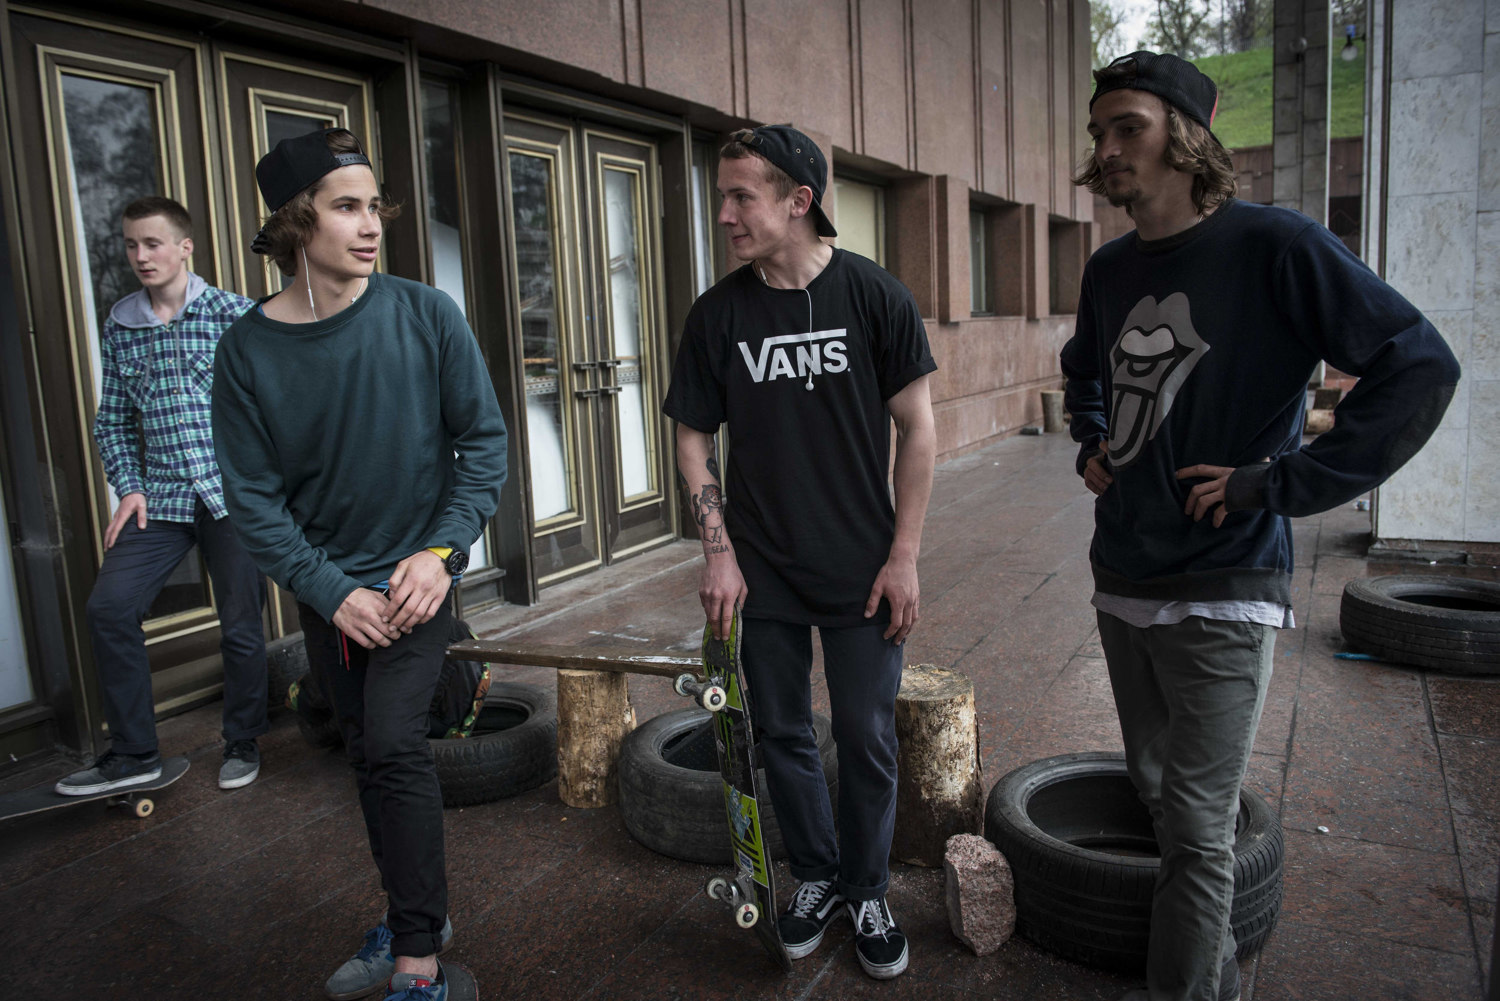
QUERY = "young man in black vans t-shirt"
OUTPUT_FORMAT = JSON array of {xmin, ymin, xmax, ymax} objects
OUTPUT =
[{"xmin": 664, "ymin": 125, "xmax": 936, "ymax": 980}]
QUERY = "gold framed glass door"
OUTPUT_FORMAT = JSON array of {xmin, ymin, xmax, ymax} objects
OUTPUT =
[
  {"xmin": 10, "ymin": 8, "xmax": 226, "ymax": 658},
  {"xmin": 504, "ymin": 114, "xmax": 675, "ymax": 585},
  {"xmin": 215, "ymin": 47, "xmax": 377, "ymax": 301},
  {"xmin": 584, "ymin": 130, "xmax": 675, "ymax": 560}
]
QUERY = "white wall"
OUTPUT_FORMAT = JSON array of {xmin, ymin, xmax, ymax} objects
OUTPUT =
[{"xmin": 1372, "ymin": 0, "xmax": 1499, "ymax": 545}]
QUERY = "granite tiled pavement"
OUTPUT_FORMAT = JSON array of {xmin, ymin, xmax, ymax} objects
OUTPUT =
[{"xmin": 2, "ymin": 431, "xmax": 1495, "ymax": 1000}]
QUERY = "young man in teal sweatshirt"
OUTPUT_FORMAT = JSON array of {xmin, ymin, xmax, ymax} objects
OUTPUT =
[{"xmin": 212, "ymin": 128, "xmax": 507, "ymax": 1001}]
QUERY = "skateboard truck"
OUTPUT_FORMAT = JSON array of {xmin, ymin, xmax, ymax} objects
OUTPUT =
[
  {"xmin": 673, "ymin": 673, "xmax": 727, "ymax": 712},
  {"xmin": 705, "ymin": 876, "xmax": 760, "ymax": 928}
]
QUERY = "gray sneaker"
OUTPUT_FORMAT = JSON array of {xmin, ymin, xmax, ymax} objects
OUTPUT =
[
  {"xmin": 326, "ymin": 915, "xmax": 454, "ymax": 1000},
  {"xmin": 54, "ymin": 750, "xmax": 162, "ymax": 796},
  {"xmin": 218, "ymin": 739, "xmax": 260, "ymax": 790}
]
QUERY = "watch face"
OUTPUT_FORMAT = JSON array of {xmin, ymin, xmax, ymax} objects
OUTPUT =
[{"xmin": 446, "ymin": 550, "xmax": 470, "ymax": 576}]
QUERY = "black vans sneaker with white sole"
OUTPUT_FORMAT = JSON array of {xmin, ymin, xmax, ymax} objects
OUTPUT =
[
  {"xmin": 54, "ymin": 750, "xmax": 162, "ymax": 796},
  {"xmin": 848, "ymin": 897, "xmax": 908, "ymax": 979},
  {"xmin": 777, "ymin": 879, "xmax": 845, "ymax": 960}
]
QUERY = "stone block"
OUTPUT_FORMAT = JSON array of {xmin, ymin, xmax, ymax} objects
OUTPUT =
[
  {"xmin": 944, "ymin": 833, "xmax": 1016, "ymax": 956},
  {"xmin": 1385, "ymin": 192, "xmax": 1478, "ymax": 311},
  {"xmin": 1392, "ymin": 0, "xmax": 1485, "ymax": 80},
  {"xmin": 1388, "ymin": 75, "xmax": 1483, "ymax": 198}
]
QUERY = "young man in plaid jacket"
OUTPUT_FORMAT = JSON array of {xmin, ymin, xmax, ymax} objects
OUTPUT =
[{"xmin": 55, "ymin": 196, "xmax": 269, "ymax": 796}]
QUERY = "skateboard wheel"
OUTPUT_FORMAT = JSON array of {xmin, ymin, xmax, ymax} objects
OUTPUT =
[
  {"xmin": 700, "ymin": 686, "xmax": 726, "ymax": 712},
  {"xmin": 133, "ymin": 797, "xmax": 154, "ymax": 818},
  {"xmin": 735, "ymin": 902, "xmax": 759, "ymax": 929},
  {"xmin": 706, "ymin": 876, "xmax": 730, "ymax": 901},
  {"xmin": 673, "ymin": 673, "xmax": 695, "ymax": 698}
]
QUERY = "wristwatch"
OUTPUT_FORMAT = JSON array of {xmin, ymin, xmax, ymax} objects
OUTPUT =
[{"xmin": 426, "ymin": 546, "xmax": 469, "ymax": 576}]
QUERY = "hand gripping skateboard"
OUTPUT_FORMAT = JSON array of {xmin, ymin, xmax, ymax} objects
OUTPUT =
[
  {"xmin": 0, "ymin": 756, "xmax": 190, "ymax": 822},
  {"xmin": 675, "ymin": 613, "xmax": 792, "ymax": 972}
]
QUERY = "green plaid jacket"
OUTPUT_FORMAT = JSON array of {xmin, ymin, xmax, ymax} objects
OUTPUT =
[{"xmin": 92, "ymin": 280, "xmax": 254, "ymax": 523}]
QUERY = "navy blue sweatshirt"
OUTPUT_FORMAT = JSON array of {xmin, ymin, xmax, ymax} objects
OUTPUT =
[{"xmin": 1060, "ymin": 199, "xmax": 1459, "ymax": 604}]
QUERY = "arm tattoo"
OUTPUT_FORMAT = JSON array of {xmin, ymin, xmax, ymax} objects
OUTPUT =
[{"xmin": 691, "ymin": 482, "xmax": 725, "ymax": 545}]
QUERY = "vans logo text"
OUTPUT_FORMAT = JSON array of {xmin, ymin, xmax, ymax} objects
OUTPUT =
[{"xmin": 737, "ymin": 329, "xmax": 849, "ymax": 383}]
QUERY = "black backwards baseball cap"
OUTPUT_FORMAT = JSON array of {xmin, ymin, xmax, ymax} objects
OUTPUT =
[
  {"xmin": 735, "ymin": 124, "xmax": 837, "ymax": 238},
  {"xmin": 1090, "ymin": 51, "xmax": 1219, "ymax": 132},
  {"xmin": 251, "ymin": 128, "xmax": 371, "ymax": 253}
]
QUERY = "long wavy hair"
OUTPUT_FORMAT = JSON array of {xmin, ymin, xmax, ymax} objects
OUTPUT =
[{"xmin": 1073, "ymin": 69, "xmax": 1237, "ymax": 215}]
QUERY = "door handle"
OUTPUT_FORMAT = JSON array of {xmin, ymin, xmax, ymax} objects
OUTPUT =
[
  {"xmin": 574, "ymin": 387, "xmax": 602, "ymax": 398},
  {"xmin": 572, "ymin": 360, "xmax": 599, "ymax": 372},
  {"xmin": 599, "ymin": 386, "xmax": 622, "ymax": 396}
]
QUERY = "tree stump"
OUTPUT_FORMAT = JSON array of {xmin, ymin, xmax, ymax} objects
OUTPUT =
[
  {"xmin": 556, "ymin": 668, "xmax": 637, "ymax": 808},
  {"xmin": 1040, "ymin": 389, "xmax": 1066, "ymax": 433},
  {"xmin": 891, "ymin": 664, "xmax": 983, "ymax": 866}
]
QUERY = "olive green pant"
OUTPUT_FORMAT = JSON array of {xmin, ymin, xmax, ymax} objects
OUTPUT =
[{"xmin": 1097, "ymin": 611, "xmax": 1276, "ymax": 1001}]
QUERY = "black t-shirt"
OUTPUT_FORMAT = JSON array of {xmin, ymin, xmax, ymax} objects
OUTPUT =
[{"xmin": 663, "ymin": 249, "xmax": 936, "ymax": 626}]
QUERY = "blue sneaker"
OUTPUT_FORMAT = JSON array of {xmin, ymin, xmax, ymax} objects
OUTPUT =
[
  {"xmin": 384, "ymin": 965, "xmax": 447, "ymax": 1001},
  {"xmin": 325, "ymin": 916, "xmax": 453, "ymax": 1000}
]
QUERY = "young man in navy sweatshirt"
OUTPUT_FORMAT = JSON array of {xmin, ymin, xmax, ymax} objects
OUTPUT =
[
  {"xmin": 1061, "ymin": 53, "xmax": 1460, "ymax": 1001},
  {"xmin": 213, "ymin": 129, "xmax": 507, "ymax": 1001}
]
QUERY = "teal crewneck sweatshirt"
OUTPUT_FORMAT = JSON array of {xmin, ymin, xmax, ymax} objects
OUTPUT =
[{"xmin": 212, "ymin": 272, "xmax": 508, "ymax": 621}]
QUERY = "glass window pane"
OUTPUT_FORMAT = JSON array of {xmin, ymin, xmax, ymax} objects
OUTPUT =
[
  {"xmin": 0, "ymin": 478, "xmax": 34, "ymax": 710},
  {"xmin": 690, "ymin": 143, "xmax": 716, "ymax": 296},
  {"xmin": 422, "ymin": 80, "xmax": 491, "ymax": 569},
  {"xmin": 510, "ymin": 151, "xmax": 574, "ymax": 522},
  {"xmin": 61, "ymin": 71, "xmax": 212, "ymax": 616},
  {"xmin": 265, "ymin": 110, "xmax": 331, "ymax": 150},
  {"xmin": 833, "ymin": 178, "xmax": 884, "ymax": 266},
  {"xmin": 422, "ymin": 81, "xmax": 468, "ymax": 320},
  {"xmin": 602, "ymin": 167, "xmax": 652, "ymax": 499},
  {"xmin": 970, "ymin": 208, "xmax": 990, "ymax": 313}
]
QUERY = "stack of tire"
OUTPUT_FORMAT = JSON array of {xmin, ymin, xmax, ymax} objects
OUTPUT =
[
  {"xmin": 984, "ymin": 752, "xmax": 1284, "ymax": 972},
  {"xmin": 617, "ymin": 708, "xmax": 838, "ymax": 863},
  {"xmin": 1340, "ymin": 575, "xmax": 1500, "ymax": 675}
]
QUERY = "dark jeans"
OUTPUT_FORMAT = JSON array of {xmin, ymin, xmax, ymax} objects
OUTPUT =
[
  {"xmin": 86, "ymin": 499, "xmax": 268, "ymax": 756},
  {"xmin": 300, "ymin": 600, "xmax": 450, "ymax": 960},
  {"xmin": 740, "ymin": 616, "xmax": 904, "ymax": 902}
]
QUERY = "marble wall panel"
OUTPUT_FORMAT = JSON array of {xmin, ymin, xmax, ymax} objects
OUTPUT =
[
  {"xmin": 639, "ymin": 0, "xmax": 733, "ymax": 114},
  {"xmin": 744, "ymin": 0, "xmax": 853, "ymax": 150},
  {"xmin": 1387, "ymin": 74, "xmax": 1482, "ymax": 197},
  {"xmin": 380, "ymin": 0, "xmax": 625, "ymax": 81},
  {"xmin": 1391, "ymin": 0, "xmax": 1486, "ymax": 80},
  {"xmin": 978, "ymin": 0, "xmax": 1009, "ymax": 199},
  {"xmin": 1465, "ymin": 380, "xmax": 1500, "ymax": 537},
  {"xmin": 911, "ymin": 0, "xmax": 977, "ymax": 182},
  {"xmin": 1384, "ymin": 191, "xmax": 1478, "ymax": 311},
  {"xmin": 1423, "ymin": 309, "xmax": 1473, "ymax": 431},
  {"xmin": 1375, "ymin": 427, "xmax": 1469, "ymax": 541},
  {"xmin": 1009, "ymin": 0, "xmax": 1052, "ymax": 208},
  {"xmin": 1473, "ymin": 211, "xmax": 1500, "ymax": 381},
  {"xmin": 858, "ymin": 0, "xmax": 912, "ymax": 168}
]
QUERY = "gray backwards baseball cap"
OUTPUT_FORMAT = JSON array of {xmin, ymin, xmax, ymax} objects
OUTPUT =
[
  {"xmin": 1090, "ymin": 51, "xmax": 1219, "ymax": 132},
  {"xmin": 736, "ymin": 124, "xmax": 837, "ymax": 238}
]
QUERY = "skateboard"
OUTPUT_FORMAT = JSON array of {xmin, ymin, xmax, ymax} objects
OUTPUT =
[
  {"xmin": 0, "ymin": 757, "xmax": 190, "ymax": 822},
  {"xmin": 674, "ymin": 614, "xmax": 792, "ymax": 972}
]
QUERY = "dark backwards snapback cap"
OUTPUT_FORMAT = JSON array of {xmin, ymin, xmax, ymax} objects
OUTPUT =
[
  {"xmin": 255, "ymin": 128, "xmax": 370, "ymax": 212},
  {"xmin": 739, "ymin": 124, "xmax": 837, "ymax": 238},
  {"xmin": 1090, "ymin": 51, "xmax": 1219, "ymax": 132},
  {"xmin": 251, "ymin": 128, "xmax": 371, "ymax": 254}
]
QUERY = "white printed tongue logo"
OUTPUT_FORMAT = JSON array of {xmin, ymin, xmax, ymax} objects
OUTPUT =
[{"xmin": 806, "ymin": 373, "xmax": 814, "ymax": 390}]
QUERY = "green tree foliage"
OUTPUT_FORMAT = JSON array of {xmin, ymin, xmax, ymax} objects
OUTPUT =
[
  {"xmin": 1146, "ymin": 0, "xmax": 1215, "ymax": 59},
  {"xmin": 1090, "ymin": 0, "xmax": 1129, "ymax": 68}
]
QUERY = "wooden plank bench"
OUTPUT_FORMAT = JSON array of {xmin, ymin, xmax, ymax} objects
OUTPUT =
[{"xmin": 446, "ymin": 640, "xmax": 701, "ymax": 808}]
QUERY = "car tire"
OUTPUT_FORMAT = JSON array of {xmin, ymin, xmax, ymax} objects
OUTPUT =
[
  {"xmin": 1340, "ymin": 575, "xmax": 1500, "ymax": 675},
  {"xmin": 617, "ymin": 707, "xmax": 838, "ymax": 864},
  {"xmin": 429, "ymin": 682, "xmax": 558, "ymax": 808},
  {"xmin": 984, "ymin": 752, "xmax": 1283, "ymax": 973}
]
